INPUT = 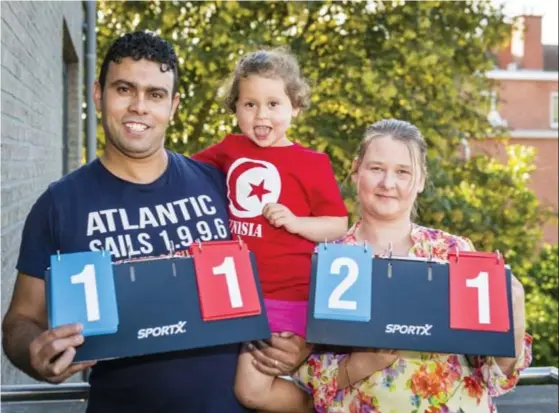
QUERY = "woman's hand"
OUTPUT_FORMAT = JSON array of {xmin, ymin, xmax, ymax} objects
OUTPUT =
[{"xmin": 339, "ymin": 348, "xmax": 399, "ymax": 389}]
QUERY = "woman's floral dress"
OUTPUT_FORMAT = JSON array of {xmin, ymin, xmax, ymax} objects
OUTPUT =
[{"xmin": 294, "ymin": 222, "xmax": 533, "ymax": 413}]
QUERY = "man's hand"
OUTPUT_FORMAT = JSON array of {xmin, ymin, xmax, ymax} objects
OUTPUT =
[
  {"xmin": 29, "ymin": 323, "xmax": 96, "ymax": 383},
  {"xmin": 248, "ymin": 332, "xmax": 312, "ymax": 376},
  {"xmin": 262, "ymin": 203, "xmax": 300, "ymax": 234}
]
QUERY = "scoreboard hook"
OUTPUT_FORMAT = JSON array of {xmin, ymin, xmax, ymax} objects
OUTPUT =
[
  {"xmin": 427, "ymin": 265, "xmax": 433, "ymax": 282},
  {"xmin": 168, "ymin": 244, "xmax": 177, "ymax": 277},
  {"xmin": 198, "ymin": 240, "xmax": 203, "ymax": 252},
  {"xmin": 128, "ymin": 251, "xmax": 136, "ymax": 282},
  {"xmin": 238, "ymin": 236, "xmax": 244, "ymax": 249},
  {"xmin": 495, "ymin": 249, "xmax": 502, "ymax": 263},
  {"xmin": 57, "ymin": 250, "xmax": 61, "ymax": 262},
  {"xmin": 387, "ymin": 242, "xmax": 393, "ymax": 279},
  {"xmin": 130, "ymin": 263, "xmax": 136, "ymax": 282},
  {"xmin": 427, "ymin": 243, "xmax": 433, "ymax": 281}
]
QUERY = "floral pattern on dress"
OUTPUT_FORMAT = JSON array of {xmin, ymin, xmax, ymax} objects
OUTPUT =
[{"xmin": 294, "ymin": 222, "xmax": 533, "ymax": 413}]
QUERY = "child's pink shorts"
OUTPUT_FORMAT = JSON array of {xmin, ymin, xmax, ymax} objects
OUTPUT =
[{"xmin": 264, "ymin": 299, "xmax": 308, "ymax": 338}]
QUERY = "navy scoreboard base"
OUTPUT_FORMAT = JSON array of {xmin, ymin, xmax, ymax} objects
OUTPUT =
[
  {"xmin": 306, "ymin": 243, "xmax": 516, "ymax": 357},
  {"xmin": 46, "ymin": 241, "xmax": 271, "ymax": 363}
]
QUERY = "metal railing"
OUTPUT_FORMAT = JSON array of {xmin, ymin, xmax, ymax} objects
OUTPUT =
[
  {"xmin": 1, "ymin": 366, "xmax": 557, "ymax": 404},
  {"xmin": 1, "ymin": 382, "xmax": 89, "ymax": 403}
]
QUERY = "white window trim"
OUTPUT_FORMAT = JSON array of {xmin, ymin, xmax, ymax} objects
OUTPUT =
[
  {"xmin": 551, "ymin": 91, "xmax": 558, "ymax": 129},
  {"xmin": 508, "ymin": 129, "xmax": 558, "ymax": 139},
  {"xmin": 486, "ymin": 69, "xmax": 559, "ymax": 81}
]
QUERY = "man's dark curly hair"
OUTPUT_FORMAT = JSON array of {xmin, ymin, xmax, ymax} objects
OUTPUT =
[{"xmin": 99, "ymin": 31, "xmax": 179, "ymax": 95}]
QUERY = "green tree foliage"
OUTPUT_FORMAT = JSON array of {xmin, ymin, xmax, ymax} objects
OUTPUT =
[
  {"xmin": 519, "ymin": 244, "xmax": 559, "ymax": 367},
  {"xmin": 95, "ymin": 0, "xmax": 557, "ymax": 366}
]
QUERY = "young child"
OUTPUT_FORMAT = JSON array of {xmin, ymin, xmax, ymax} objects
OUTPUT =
[{"xmin": 193, "ymin": 48, "xmax": 348, "ymax": 411}]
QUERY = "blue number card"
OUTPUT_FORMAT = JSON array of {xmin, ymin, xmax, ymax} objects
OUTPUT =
[
  {"xmin": 47, "ymin": 251, "xmax": 119, "ymax": 337},
  {"xmin": 313, "ymin": 243, "xmax": 373, "ymax": 322}
]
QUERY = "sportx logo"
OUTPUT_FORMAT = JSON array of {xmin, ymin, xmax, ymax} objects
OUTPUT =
[
  {"xmin": 137, "ymin": 321, "xmax": 187, "ymax": 340},
  {"xmin": 385, "ymin": 323, "xmax": 432, "ymax": 336}
]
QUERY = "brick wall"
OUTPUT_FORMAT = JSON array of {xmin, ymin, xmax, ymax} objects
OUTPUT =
[
  {"xmin": 1, "ymin": 1, "xmax": 84, "ymax": 385},
  {"xmin": 497, "ymin": 79, "xmax": 558, "ymax": 130},
  {"xmin": 488, "ymin": 77, "xmax": 558, "ymax": 244}
]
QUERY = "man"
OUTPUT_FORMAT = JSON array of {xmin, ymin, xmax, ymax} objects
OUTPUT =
[{"xmin": 2, "ymin": 31, "xmax": 309, "ymax": 413}]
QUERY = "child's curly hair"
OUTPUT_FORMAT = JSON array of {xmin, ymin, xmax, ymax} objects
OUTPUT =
[{"xmin": 223, "ymin": 47, "xmax": 311, "ymax": 113}]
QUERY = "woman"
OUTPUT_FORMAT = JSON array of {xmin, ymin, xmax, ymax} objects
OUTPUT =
[{"xmin": 295, "ymin": 119, "xmax": 532, "ymax": 413}]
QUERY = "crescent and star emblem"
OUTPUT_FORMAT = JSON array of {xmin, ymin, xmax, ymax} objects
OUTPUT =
[{"xmin": 226, "ymin": 158, "xmax": 281, "ymax": 218}]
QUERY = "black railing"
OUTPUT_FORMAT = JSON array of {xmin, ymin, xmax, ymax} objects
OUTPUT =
[{"xmin": 1, "ymin": 367, "xmax": 557, "ymax": 404}]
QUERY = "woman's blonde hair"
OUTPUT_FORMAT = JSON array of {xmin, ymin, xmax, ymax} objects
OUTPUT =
[{"xmin": 352, "ymin": 119, "xmax": 427, "ymax": 177}]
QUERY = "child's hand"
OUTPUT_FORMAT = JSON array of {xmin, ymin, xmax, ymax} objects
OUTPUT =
[{"xmin": 262, "ymin": 203, "xmax": 300, "ymax": 234}]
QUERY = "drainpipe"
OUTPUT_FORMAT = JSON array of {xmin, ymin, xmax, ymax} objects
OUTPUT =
[
  {"xmin": 85, "ymin": 0, "xmax": 97, "ymax": 162},
  {"xmin": 81, "ymin": 0, "xmax": 96, "ymax": 383}
]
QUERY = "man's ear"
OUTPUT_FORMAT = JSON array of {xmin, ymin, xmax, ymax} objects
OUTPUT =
[
  {"xmin": 170, "ymin": 93, "xmax": 180, "ymax": 118},
  {"xmin": 93, "ymin": 81, "xmax": 103, "ymax": 112}
]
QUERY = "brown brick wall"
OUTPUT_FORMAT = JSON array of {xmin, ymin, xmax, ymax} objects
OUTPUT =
[
  {"xmin": 522, "ymin": 16, "xmax": 544, "ymax": 70},
  {"xmin": 496, "ymin": 79, "xmax": 558, "ymax": 130}
]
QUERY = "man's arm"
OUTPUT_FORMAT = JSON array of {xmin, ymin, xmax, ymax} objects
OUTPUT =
[
  {"xmin": 3, "ymin": 273, "xmax": 48, "ymax": 379},
  {"xmin": 2, "ymin": 273, "xmax": 94, "ymax": 383}
]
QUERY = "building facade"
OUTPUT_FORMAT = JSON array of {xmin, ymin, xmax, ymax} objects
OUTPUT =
[
  {"xmin": 480, "ymin": 15, "xmax": 558, "ymax": 244},
  {"xmin": 1, "ymin": 1, "xmax": 85, "ymax": 385}
]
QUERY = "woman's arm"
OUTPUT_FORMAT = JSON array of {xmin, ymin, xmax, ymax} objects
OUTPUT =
[
  {"xmin": 494, "ymin": 274, "xmax": 527, "ymax": 375},
  {"xmin": 337, "ymin": 349, "xmax": 399, "ymax": 389}
]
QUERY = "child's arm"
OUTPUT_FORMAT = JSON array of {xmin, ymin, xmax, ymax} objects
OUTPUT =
[
  {"xmin": 263, "ymin": 204, "xmax": 347, "ymax": 242},
  {"xmin": 290, "ymin": 216, "xmax": 348, "ymax": 243}
]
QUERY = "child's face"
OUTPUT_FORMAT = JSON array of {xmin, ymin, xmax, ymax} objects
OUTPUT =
[{"xmin": 235, "ymin": 75, "xmax": 299, "ymax": 147}]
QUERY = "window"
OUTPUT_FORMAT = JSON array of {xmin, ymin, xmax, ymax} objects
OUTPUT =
[
  {"xmin": 483, "ymin": 89, "xmax": 507, "ymax": 128},
  {"xmin": 551, "ymin": 92, "xmax": 558, "ymax": 129}
]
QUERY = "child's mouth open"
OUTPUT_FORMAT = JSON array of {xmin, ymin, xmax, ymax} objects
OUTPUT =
[{"xmin": 254, "ymin": 126, "xmax": 272, "ymax": 140}]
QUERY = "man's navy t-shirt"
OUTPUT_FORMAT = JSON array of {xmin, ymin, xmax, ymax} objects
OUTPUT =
[{"xmin": 16, "ymin": 151, "xmax": 249, "ymax": 413}]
